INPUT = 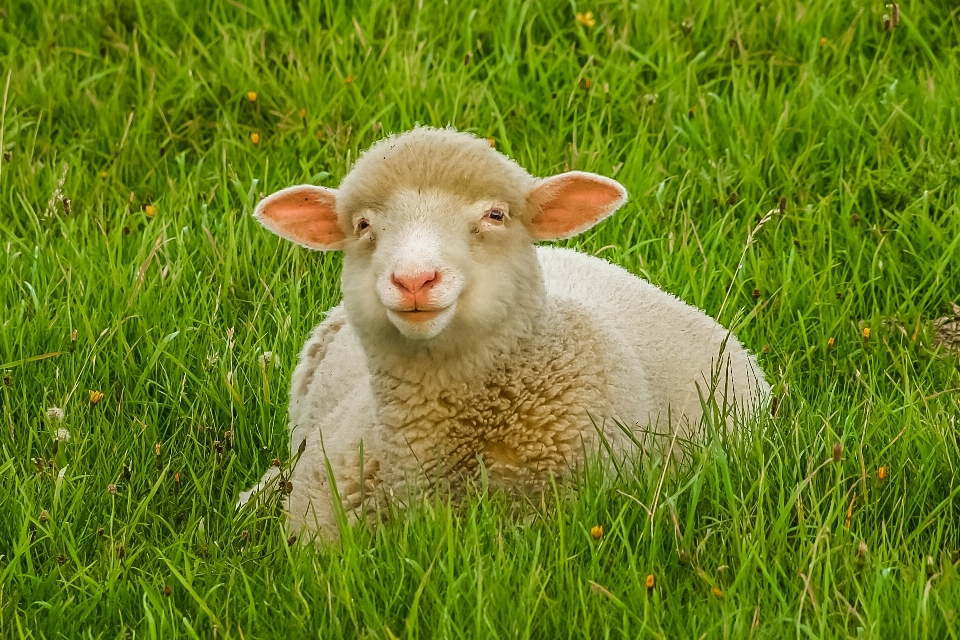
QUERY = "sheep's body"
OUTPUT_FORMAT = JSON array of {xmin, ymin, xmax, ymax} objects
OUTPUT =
[{"xmin": 241, "ymin": 246, "xmax": 768, "ymax": 534}]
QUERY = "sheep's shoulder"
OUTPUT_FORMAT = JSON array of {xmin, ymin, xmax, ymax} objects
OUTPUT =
[{"xmin": 289, "ymin": 305, "xmax": 368, "ymax": 446}]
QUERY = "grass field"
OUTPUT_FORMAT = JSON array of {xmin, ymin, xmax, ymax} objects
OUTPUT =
[{"xmin": 2, "ymin": 0, "xmax": 960, "ymax": 637}]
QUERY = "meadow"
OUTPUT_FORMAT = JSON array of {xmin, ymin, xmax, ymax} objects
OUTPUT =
[{"xmin": 1, "ymin": 0, "xmax": 960, "ymax": 637}]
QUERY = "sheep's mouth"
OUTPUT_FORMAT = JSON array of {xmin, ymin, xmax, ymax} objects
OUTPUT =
[
  {"xmin": 391, "ymin": 308, "xmax": 447, "ymax": 323},
  {"xmin": 385, "ymin": 303, "xmax": 458, "ymax": 338}
]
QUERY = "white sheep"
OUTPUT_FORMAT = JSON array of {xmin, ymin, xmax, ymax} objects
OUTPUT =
[{"xmin": 239, "ymin": 127, "xmax": 770, "ymax": 536}]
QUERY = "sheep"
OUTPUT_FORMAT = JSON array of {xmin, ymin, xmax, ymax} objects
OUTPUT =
[{"xmin": 239, "ymin": 126, "xmax": 770, "ymax": 536}]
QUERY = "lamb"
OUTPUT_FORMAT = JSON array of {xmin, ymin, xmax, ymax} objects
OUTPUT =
[{"xmin": 239, "ymin": 127, "xmax": 770, "ymax": 536}]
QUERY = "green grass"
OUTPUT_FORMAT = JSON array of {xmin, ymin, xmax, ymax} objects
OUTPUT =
[{"xmin": 2, "ymin": 0, "xmax": 960, "ymax": 637}]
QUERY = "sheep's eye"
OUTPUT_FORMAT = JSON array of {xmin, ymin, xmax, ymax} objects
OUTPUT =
[
  {"xmin": 484, "ymin": 208, "xmax": 506, "ymax": 223},
  {"xmin": 355, "ymin": 219, "xmax": 370, "ymax": 234}
]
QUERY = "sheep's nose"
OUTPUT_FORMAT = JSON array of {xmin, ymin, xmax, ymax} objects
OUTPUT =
[{"xmin": 391, "ymin": 271, "xmax": 439, "ymax": 295}]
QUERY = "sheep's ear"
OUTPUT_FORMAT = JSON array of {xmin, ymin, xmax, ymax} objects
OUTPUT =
[
  {"xmin": 254, "ymin": 185, "xmax": 346, "ymax": 250},
  {"xmin": 526, "ymin": 171, "xmax": 627, "ymax": 240}
]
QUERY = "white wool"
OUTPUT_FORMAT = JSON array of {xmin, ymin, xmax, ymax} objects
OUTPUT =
[{"xmin": 239, "ymin": 127, "xmax": 770, "ymax": 537}]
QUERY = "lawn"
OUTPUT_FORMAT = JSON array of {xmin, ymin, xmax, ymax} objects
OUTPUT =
[{"xmin": 2, "ymin": 0, "xmax": 960, "ymax": 637}]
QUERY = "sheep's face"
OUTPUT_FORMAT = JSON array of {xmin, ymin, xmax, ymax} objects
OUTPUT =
[
  {"xmin": 340, "ymin": 187, "xmax": 536, "ymax": 341},
  {"xmin": 254, "ymin": 128, "xmax": 627, "ymax": 349}
]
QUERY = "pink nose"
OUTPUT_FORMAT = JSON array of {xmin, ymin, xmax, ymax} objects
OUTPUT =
[{"xmin": 391, "ymin": 271, "xmax": 439, "ymax": 295}]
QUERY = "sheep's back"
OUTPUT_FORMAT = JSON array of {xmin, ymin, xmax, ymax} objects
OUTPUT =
[{"xmin": 537, "ymin": 246, "xmax": 769, "ymax": 433}]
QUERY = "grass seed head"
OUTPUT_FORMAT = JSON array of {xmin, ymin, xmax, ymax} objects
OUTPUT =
[
  {"xmin": 163, "ymin": 585, "xmax": 172, "ymax": 596},
  {"xmin": 107, "ymin": 483, "xmax": 117, "ymax": 495},
  {"xmin": 883, "ymin": 3, "xmax": 900, "ymax": 30},
  {"xmin": 299, "ymin": 108, "xmax": 306, "ymax": 119},
  {"xmin": 832, "ymin": 441, "xmax": 843, "ymax": 463}
]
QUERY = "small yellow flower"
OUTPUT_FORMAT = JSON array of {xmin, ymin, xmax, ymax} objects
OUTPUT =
[
  {"xmin": 246, "ymin": 91, "xmax": 258, "ymax": 102},
  {"xmin": 712, "ymin": 587, "xmax": 723, "ymax": 599},
  {"xmin": 345, "ymin": 75, "xmax": 354, "ymax": 84},
  {"xmin": 299, "ymin": 108, "xmax": 306, "ymax": 119},
  {"xmin": 645, "ymin": 574, "xmax": 655, "ymax": 590},
  {"xmin": 488, "ymin": 139, "xmax": 496, "ymax": 148},
  {"xmin": 89, "ymin": 390, "xmax": 104, "ymax": 405},
  {"xmin": 100, "ymin": 171, "xmax": 108, "ymax": 178},
  {"xmin": 878, "ymin": 466, "xmax": 888, "ymax": 481},
  {"xmin": 155, "ymin": 442, "xmax": 162, "ymax": 456},
  {"xmin": 576, "ymin": 11, "xmax": 596, "ymax": 28},
  {"xmin": 590, "ymin": 524, "xmax": 603, "ymax": 540},
  {"xmin": 317, "ymin": 129, "xmax": 323, "ymax": 139},
  {"xmin": 819, "ymin": 37, "xmax": 827, "ymax": 47},
  {"xmin": 827, "ymin": 337, "xmax": 835, "ymax": 349},
  {"xmin": 145, "ymin": 205, "xmax": 156, "ymax": 217},
  {"xmin": 863, "ymin": 327, "xmax": 871, "ymax": 339},
  {"xmin": 250, "ymin": 132, "xmax": 260, "ymax": 145}
]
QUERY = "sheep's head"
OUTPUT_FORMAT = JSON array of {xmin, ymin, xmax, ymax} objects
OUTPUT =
[{"xmin": 255, "ymin": 128, "xmax": 626, "ymax": 347}]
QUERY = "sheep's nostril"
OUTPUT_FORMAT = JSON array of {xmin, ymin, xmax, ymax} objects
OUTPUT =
[{"xmin": 391, "ymin": 271, "xmax": 439, "ymax": 295}]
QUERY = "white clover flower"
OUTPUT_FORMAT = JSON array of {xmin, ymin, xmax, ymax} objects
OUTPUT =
[
  {"xmin": 259, "ymin": 351, "xmax": 273, "ymax": 368},
  {"xmin": 46, "ymin": 407, "xmax": 65, "ymax": 423},
  {"xmin": 56, "ymin": 428, "xmax": 71, "ymax": 442}
]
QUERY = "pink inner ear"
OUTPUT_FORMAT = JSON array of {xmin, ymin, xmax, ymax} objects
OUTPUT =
[
  {"xmin": 528, "ymin": 172, "xmax": 627, "ymax": 240},
  {"xmin": 254, "ymin": 185, "xmax": 345, "ymax": 250}
]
